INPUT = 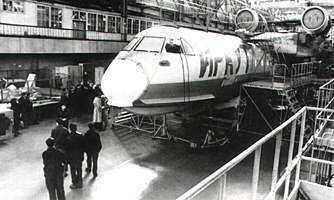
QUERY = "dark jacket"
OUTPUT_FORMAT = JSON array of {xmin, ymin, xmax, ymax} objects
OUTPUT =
[
  {"xmin": 84, "ymin": 129, "xmax": 102, "ymax": 153},
  {"xmin": 57, "ymin": 108, "xmax": 70, "ymax": 120},
  {"xmin": 66, "ymin": 131, "xmax": 85, "ymax": 161},
  {"xmin": 60, "ymin": 94, "xmax": 70, "ymax": 107},
  {"xmin": 51, "ymin": 125, "xmax": 69, "ymax": 148},
  {"xmin": 10, "ymin": 99, "xmax": 21, "ymax": 118},
  {"xmin": 42, "ymin": 147, "xmax": 66, "ymax": 179}
]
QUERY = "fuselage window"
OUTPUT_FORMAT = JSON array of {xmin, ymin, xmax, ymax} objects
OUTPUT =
[
  {"xmin": 181, "ymin": 39, "xmax": 195, "ymax": 55},
  {"xmin": 135, "ymin": 37, "xmax": 165, "ymax": 53},
  {"xmin": 123, "ymin": 37, "xmax": 140, "ymax": 51}
]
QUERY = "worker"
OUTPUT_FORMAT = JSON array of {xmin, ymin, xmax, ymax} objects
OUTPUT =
[
  {"xmin": 92, "ymin": 92, "xmax": 102, "ymax": 131},
  {"xmin": 84, "ymin": 122, "xmax": 102, "ymax": 178},
  {"xmin": 42, "ymin": 138, "xmax": 66, "ymax": 200},
  {"xmin": 66, "ymin": 123, "xmax": 85, "ymax": 189},
  {"xmin": 10, "ymin": 98, "xmax": 21, "ymax": 136}
]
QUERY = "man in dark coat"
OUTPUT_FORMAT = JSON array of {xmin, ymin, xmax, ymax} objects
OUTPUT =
[
  {"xmin": 66, "ymin": 123, "xmax": 85, "ymax": 189},
  {"xmin": 51, "ymin": 119, "xmax": 69, "ymax": 150},
  {"xmin": 42, "ymin": 138, "xmax": 66, "ymax": 200},
  {"xmin": 57, "ymin": 105, "xmax": 70, "ymax": 129},
  {"xmin": 10, "ymin": 98, "xmax": 21, "ymax": 136},
  {"xmin": 60, "ymin": 88, "xmax": 70, "ymax": 108},
  {"xmin": 84, "ymin": 123, "xmax": 102, "ymax": 177},
  {"xmin": 18, "ymin": 92, "xmax": 28, "ymax": 128}
]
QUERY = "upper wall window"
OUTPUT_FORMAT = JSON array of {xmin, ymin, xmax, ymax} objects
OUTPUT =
[
  {"xmin": 37, "ymin": 5, "xmax": 62, "ymax": 28},
  {"xmin": 3, "ymin": 0, "xmax": 24, "ymax": 13},
  {"xmin": 127, "ymin": 18, "xmax": 133, "ymax": 34},
  {"xmin": 37, "ymin": 5, "xmax": 49, "ymax": 27},
  {"xmin": 88, "ymin": 13, "xmax": 96, "ymax": 31},
  {"xmin": 147, "ymin": 22, "xmax": 153, "ymax": 29},
  {"xmin": 73, "ymin": 11, "xmax": 86, "ymax": 21},
  {"xmin": 140, "ymin": 21, "xmax": 146, "ymax": 32},
  {"xmin": 97, "ymin": 14, "xmax": 106, "ymax": 32},
  {"xmin": 116, "ymin": 17, "xmax": 121, "ymax": 33},
  {"xmin": 133, "ymin": 19, "xmax": 139, "ymax": 34},
  {"xmin": 51, "ymin": 7, "xmax": 62, "ymax": 28},
  {"xmin": 107, "ymin": 16, "xmax": 116, "ymax": 33}
]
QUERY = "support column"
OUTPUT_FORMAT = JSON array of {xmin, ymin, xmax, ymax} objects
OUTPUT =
[{"xmin": 122, "ymin": 0, "xmax": 128, "ymax": 41}]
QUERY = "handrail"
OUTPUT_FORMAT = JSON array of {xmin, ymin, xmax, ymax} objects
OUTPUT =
[
  {"xmin": 319, "ymin": 78, "xmax": 334, "ymax": 89},
  {"xmin": 0, "ymin": 22, "xmax": 130, "ymax": 41},
  {"xmin": 177, "ymin": 106, "xmax": 334, "ymax": 200},
  {"xmin": 177, "ymin": 107, "xmax": 307, "ymax": 200}
]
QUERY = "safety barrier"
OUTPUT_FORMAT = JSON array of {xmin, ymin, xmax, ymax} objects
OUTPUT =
[
  {"xmin": 291, "ymin": 62, "xmax": 313, "ymax": 86},
  {"xmin": 272, "ymin": 64, "xmax": 287, "ymax": 87},
  {"xmin": 177, "ymin": 106, "xmax": 334, "ymax": 200},
  {"xmin": 0, "ymin": 23, "xmax": 125, "ymax": 41},
  {"xmin": 272, "ymin": 62, "xmax": 314, "ymax": 88},
  {"xmin": 316, "ymin": 79, "xmax": 334, "ymax": 128}
]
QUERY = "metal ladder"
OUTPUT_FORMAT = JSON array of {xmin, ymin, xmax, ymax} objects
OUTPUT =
[
  {"xmin": 284, "ymin": 89, "xmax": 302, "ymax": 113},
  {"xmin": 113, "ymin": 110, "xmax": 134, "ymax": 125}
]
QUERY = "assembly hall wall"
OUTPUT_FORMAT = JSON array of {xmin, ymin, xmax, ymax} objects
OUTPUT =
[
  {"xmin": 0, "ymin": 36, "xmax": 127, "ymax": 54},
  {"xmin": 0, "ymin": 0, "xmax": 123, "ymax": 28},
  {"xmin": 0, "ymin": 0, "xmax": 126, "ymax": 78},
  {"xmin": 0, "ymin": 53, "xmax": 116, "ymax": 73}
]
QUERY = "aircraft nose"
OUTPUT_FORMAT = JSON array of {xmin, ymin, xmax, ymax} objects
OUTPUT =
[{"xmin": 101, "ymin": 60, "xmax": 148, "ymax": 107}]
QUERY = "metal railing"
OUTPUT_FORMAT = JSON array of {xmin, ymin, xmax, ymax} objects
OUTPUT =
[
  {"xmin": 272, "ymin": 62, "xmax": 314, "ymax": 88},
  {"xmin": 272, "ymin": 64, "xmax": 287, "ymax": 87},
  {"xmin": 0, "ymin": 23, "xmax": 125, "ymax": 41},
  {"xmin": 291, "ymin": 62, "xmax": 313, "ymax": 86},
  {"xmin": 316, "ymin": 79, "xmax": 334, "ymax": 127},
  {"xmin": 177, "ymin": 106, "xmax": 334, "ymax": 200}
]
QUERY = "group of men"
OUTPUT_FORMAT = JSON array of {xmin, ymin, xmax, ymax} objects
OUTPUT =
[
  {"xmin": 42, "ymin": 119, "xmax": 102, "ymax": 200},
  {"xmin": 10, "ymin": 92, "xmax": 38, "ymax": 136}
]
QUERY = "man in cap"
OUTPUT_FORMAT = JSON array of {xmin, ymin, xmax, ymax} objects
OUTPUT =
[
  {"xmin": 42, "ymin": 137, "xmax": 66, "ymax": 200},
  {"xmin": 66, "ymin": 123, "xmax": 85, "ymax": 189},
  {"xmin": 51, "ymin": 119, "xmax": 69, "ymax": 150},
  {"xmin": 84, "ymin": 122, "xmax": 102, "ymax": 177}
]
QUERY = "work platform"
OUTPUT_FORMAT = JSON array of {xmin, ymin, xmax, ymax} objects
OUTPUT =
[
  {"xmin": 238, "ymin": 62, "xmax": 322, "ymax": 134},
  {"xmin": 242, "ymin": 80, "xmax": 293, "ymax": 91}
]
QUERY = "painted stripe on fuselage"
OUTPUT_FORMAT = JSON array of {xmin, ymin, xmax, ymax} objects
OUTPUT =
[
  {"xmin": 139, "ymin": 73, "xmax": 256, "ymax": 106},
  {"xmin": 141, "ymin": 78, "xmax": 222, "ymax": 100}
]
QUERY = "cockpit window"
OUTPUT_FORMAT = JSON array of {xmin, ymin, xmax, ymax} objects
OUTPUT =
[
  {"xmin": 181, "ymin": 39, "xmax": 195, "ymax": 55},
  {"xmin": 123, "ymin": 37, "xmax": 140, "ymax": 51},
  {"xmin": 135, "ymin": 37, "xmax": 165, "ymax": 52},
  {"xmin": 165, "ymin": 38, "xmax": 182, "ymax": 54}
]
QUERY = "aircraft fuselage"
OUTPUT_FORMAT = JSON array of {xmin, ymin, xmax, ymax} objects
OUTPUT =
[{"xmin": 101, "ymin": 26, "xmax": 272, "ymax": 115}]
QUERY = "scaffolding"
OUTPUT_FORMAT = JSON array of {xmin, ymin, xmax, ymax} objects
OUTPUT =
[
  {"xmin": 239, "ymin": 62, "xmax": 317, "ymax": 133},
  {"xmin": 111, "ymin": 108, "xmax": 231, "ymax": 148}
]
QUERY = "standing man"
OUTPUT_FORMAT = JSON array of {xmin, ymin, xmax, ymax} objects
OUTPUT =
[
  {"xmin": 84, "ymin": 123, "xmax": 102, "ymax": 177},
  {"xmin": 51, "ymin": 119, "xmax": 68, "ymax": 150},
  {"xmin": 57, "ymin": 105, "xmax": 70, "ymax": 129},
  {"xmin": 51, "ymin": 118, "xmax": 69, "ymax": 176},
  {"xmin": 92, "ymin": 92, "xmax": 102, "ymax": 131},
  {"xmin": 18, "ymin": 92, "xmax": 28, "ymax": 128},
  {"xmin": 66, "ymin": 123, "xmax": 84, "ymax": 189},
  {"xmin": 42, "ymin": 138, "xmax": 66, "ymax": 200},
  {"xmin": 60, "ymin": 88, "xmax": 70, "ymax": 108},
  {"xmin": 10, "ymin": 98, "xmax": 21, "ymax": 136},
  {"xmin": 101, "ymin": 95, "xmax": 109, "ymax": 131}
]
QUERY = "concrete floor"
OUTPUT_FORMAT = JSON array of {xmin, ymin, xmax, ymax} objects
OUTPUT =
[{"xmin": 0, "ymin": 115, "xmax": 285, "ymax": 200}]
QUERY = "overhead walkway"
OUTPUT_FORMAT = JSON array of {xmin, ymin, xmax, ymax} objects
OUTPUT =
[{"xmin": 177, "ymin": 79, "xmax": 334, "ymax": 200}]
